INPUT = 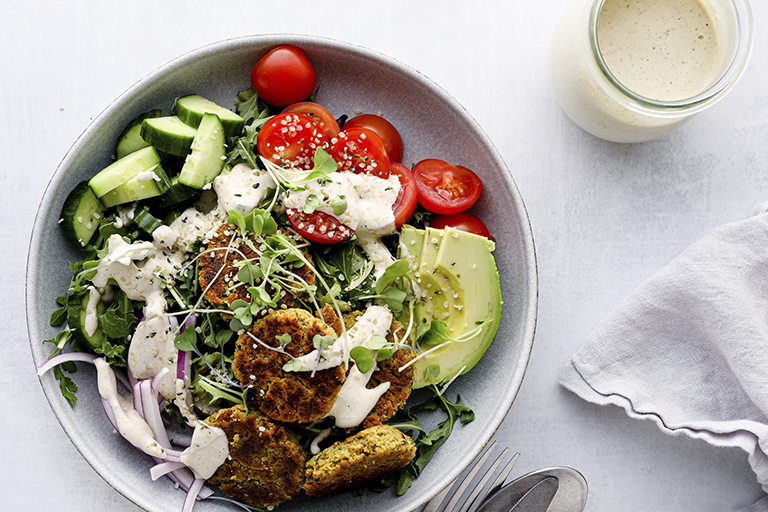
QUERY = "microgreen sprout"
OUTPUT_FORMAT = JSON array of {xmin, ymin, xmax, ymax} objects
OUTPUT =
[
  {"xmin": 398, "ymin": 319, "xmax": 491, "ymax": 374},
  {"xmin": 353, "ymin": 259, "xmax": 410, "ymax": 313},
  {"xmin": 302, "ymin": 194, "xmax": 348, "ymax": 216},
  {"xmin": 259, "ymin": 146, "xmax": 337, "ymax": 192},
  {"xmin": 349, "ymin": 334, "xmax": 397, "ymax": 373}
]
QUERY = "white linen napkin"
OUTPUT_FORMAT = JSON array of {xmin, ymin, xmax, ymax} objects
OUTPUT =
[{"xmin": 559, "ymin": 212, "xmax": 768, "ymax": 508}]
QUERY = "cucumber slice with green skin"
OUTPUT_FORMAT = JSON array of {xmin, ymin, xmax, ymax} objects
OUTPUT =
[
  {"xmin": 114, "ymin": 109, "xmax": 162, "ymax": 160},
  {"xmin": 140, "ymin": 116, "xmax": 197, "ymax": 157},
  {"xmin": 149, "ymin": 176, "xmax": 200, "ymax": 211},
  {"xmin": 89, "ymin": 146, "xmax": 162, "ymax": 198},
  {"xmin": 133, "ymin": 206, "xmax": 165, "ymax": 235},
  {"xmin": 67, "ymin": 290, "xmax": 105, "ymax": 352},
  {"xmin": 60, "ymin": 181, "xmax": 105, "ymax": 248},
  {"xmin": 178, "ymin": 113, "xmax": 226, "ymax": 189},
  {"xmin": 175, "ymin": 95, "xmax": 244, "ymax": 137},
  {"xmin": 99, "ymin": 163, "xmax": 171, "ymax": 208}
]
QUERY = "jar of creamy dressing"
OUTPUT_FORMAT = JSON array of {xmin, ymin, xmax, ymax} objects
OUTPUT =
[{"xmin": 549, "ymin": 0, "xmax": 753, "ymax": 143}]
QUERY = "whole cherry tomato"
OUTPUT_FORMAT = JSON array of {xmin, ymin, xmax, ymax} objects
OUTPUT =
[
  {"xmin": 250, "ymin": 45, "xmax": 316, "ymax": 107},
  {"xmin": 343, "ymin": 114, "xmax": 403, "ymax": 163},
  {"xmin": 282, "ymin": 102, "xmax": 341, "ymax": 139},
  {"xmin": 412, "ymin": 158, "xmax": 482, "ymax": 215}
]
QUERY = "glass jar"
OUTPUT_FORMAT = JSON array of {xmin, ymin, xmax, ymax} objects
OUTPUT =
[{"xmin": 548, "ymin": 0, "xmax": 753, "ymax": 143}]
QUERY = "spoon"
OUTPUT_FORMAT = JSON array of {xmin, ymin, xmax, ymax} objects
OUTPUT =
[{"xmin": 477, "ymin": 466, "xmax": 588, "ymax": 512}]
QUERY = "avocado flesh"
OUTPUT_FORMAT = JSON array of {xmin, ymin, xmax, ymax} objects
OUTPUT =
[{"xmin": 401, "ymin": 225, "xmax": 502, "ymax": 388}]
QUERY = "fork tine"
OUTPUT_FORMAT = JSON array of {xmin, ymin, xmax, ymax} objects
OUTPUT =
[
  {"xmin": 456, "ymin": 447, "xmax": 511, "ymax": 512},
  {"xmin": 424, "ymin": 440, "xmax": 498, "ymax": 512},
  {"xmin": 442, "ymin": 440, "xmax": 499, "ymax": 512},
  {"xmin": 422, "ymin": 482, "xmax": 453, "ymax": 512},
  {"xmin": 486, "ymin": 451, "xmax": 520, "ymax": 498}
]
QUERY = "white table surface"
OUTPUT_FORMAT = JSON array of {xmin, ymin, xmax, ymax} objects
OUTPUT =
[{"xmin": 4, "ymin": 1, "xmax": 767, "ymax": 511}]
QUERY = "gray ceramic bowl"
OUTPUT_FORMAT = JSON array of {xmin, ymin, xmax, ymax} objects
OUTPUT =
[{"xmin": 27, "ymin": 35, "xmax": 538, "ymax": 512}]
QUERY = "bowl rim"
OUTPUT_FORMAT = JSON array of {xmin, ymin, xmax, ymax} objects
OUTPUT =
[{"xmin": 26, "ymin": 33, "xmax": 538, "ymax": 512}]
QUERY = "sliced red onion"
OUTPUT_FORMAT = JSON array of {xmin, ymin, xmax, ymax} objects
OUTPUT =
[
  {"xmin": 140, "ymin": 379, "xmax": 171, "ymax": 448},
  {"xmin": 100, "ymin": 395, "xmax": 119, "ymax": 432},
  {"xmin": 36, "ymin": 351, "xmax": 98, "ymax": 376},
  {"xmin": 150, "ymin": 461, "xmax": 187, "ymax": 481},
  {"xmin": 183, "ymin": 478, "xmax": 206, "ymax": 512},
  {"xmin": 166, "ymin": 429, "xmax": 193, "ymax": 448},
  {"xmin": 177, "ymin": 349, "xmax": 188, "ymax": 382},
  {"xmin": 132, "ymin": 381, "xmax": 144, "ymax": 418}
]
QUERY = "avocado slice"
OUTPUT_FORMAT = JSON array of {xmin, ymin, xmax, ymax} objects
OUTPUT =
[{"xmin": 401, "ymin": 225, "xmax": 502, "ymax": 388}]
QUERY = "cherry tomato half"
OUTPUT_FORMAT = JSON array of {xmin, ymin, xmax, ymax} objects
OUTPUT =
[
  {"xmin": 412, "ymin": 158, "xmax": 482, "ymax": 215},
  {"xmin": 285, "ymin": 208, "xmax": 352, "ymax": 244},
  {"xmin": 282, "ymin": 102, "xmax": 340, "ymax": 139},
  {"xmin": 389, "ymin": 162, "xmax": 418, "ymax": 227},
  {"xmin": 257, "ymin": 113, "xmax": 329, "ymax": 170},
  {"xmin": 343, "ymin": 114, "xmax": 404, "ymax": 163},
  {"xmin": 430, "ymin": 212, "xmax": 491, "ymax": 239},
  {"xmin": 328, "ymin": 128, "xmax": 390, "ymax": 179},
  {"xmin": 250, "ymin": 45, "xmax": 316, "ymax": 107}
]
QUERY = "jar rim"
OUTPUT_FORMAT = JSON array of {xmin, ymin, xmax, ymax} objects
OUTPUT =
[{"xmin": 588, "ymin": 0, "xmax": 754, "ymax": 114}]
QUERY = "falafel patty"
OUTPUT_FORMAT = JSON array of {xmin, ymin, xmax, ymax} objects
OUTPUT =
[
  {"xmin": 204, "ymin": 405, "xmax": 306, "ymax": 509},
  {"xmin": 198, "ymin": 224, "xmax": 315, "ymax": 312},
  {"xmin": 327, "ymin": 310, "xmax": 416, "ymax": 430},
  {"xmin": 303, "ymin": 424, "xmax": 417, "ymax": 496},
  {"xmin": 233, "ymin": 308, "xmax": 345, "ymax": 423},
  {"xmin": 361, "ymin": 346, "xmax": 415, "ymax": 430}
]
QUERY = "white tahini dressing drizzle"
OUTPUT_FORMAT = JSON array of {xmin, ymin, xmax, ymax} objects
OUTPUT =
[
  {"xmin": 310, "ymin": 427, "xmax": 333, "ymax": 455},
  {"xmin": 324, "ymin": 364, "xmax": 390, "ymax": 428},
  {"xmin": 289, "ymin": 305, "xmax": 393, "ymax": 429},
  {"xmin": 282, "ymin": 171, "xmax": 401, "ymax": 277},
  {"xmin": 292, "ymin": 305, "xmax": 392, "ymax": 372},
  {"xmin": 213, "ymin": 162, "xmax": 276, "ymax": 215},
  {"xmin": 136, "ymin": 170, "xmax": 161, "ymax": 183},
  {"xmin": 84, "ymin": 286, "xmax": 101, "ymax": 337},
  {"xmin": 92, "ymin": 234, "xmax": 183, "ymax": 400},
  {"xmin": 92, "ymin": 165, "xmax": 276, "ymax": 406},
  {"xmin": 179, "ymin": 422, "xmax": 230, "ymax": 480},
  {"xmin": 283, "ymin": 172, "xmax": 400, "ymax": 234},
  {"xmin": 94, "ymin": 357, "xmax": 166, "ymax": 458}
]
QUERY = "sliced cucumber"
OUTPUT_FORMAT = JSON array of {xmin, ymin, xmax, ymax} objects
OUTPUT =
[
  {"xmin": 89, "ymin": 146, "xmax": 162, "ymax": 198},
  {"xmin": 178, "ymin": 113, "xmax": 226, "ymax": 189},
  {"xmin": 114, "ymin": 109, "xmax": 162, "ymax": 160},
  {"xmin": 99, "ymin": 163, "xmax": 172, "ymax": 208},
  {"xmin": 140, "ymin": 116, "xmax": 198, "ymax": 157},
  {"xmin": 67, "ymin": 291, "xmax": 104, "ymax": 352},
  {"xmin": 175, "ymin": 95, "xmax": 244, "ymax": 137},
  {"xmin": 149, "ymin": 175, "xmax": 200, "ymax": 210},
  {"xmin": 133, "ymin": 206, "xmax": 165, "ymax": 235},
  {"xmin": 60, "ymin": 181, "xmax": 105, "ymax": 248}
]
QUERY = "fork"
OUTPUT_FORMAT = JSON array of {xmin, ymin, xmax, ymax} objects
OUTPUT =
[{"xmin": 423, "ymin": 440, "xmax": 520, "ymax": 512}]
